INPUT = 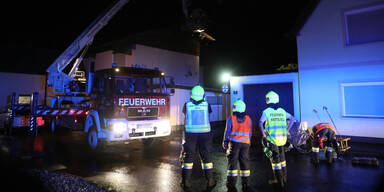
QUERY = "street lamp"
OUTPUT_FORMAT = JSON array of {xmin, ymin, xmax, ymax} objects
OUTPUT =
[
  {"xmin": 221, "ymin": 72, "xmax": 231, "ymax": 121},
  {"xmin": 221, "ymin": 72, "xmax": 231, "ymax": 83}
]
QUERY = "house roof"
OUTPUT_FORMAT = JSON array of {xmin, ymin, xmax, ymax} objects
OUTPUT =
[
  {"xmin": 288, "ymin": 0, "xmax": 320, "ymax": 37},
  {"xmin": 88, "ymin": 26, "xmax": 201, "ymax": 57}
]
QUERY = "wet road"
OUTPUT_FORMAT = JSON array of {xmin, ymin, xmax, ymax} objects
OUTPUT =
[{"xmin": 0, "ymin": 127, "xmax": 384, "ymax": 192}]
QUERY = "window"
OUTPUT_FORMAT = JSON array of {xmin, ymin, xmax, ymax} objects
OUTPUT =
[
  {"xmin": 341, "ymin": 82, "xmax": 384, "ymax": 118},
  {"xmin": 206, "ymin": 96, "xmax": 222, "ymax": 105},
  {"xmin": 344, "ymin": 4, "xmax": 384, "ymax": 45}
]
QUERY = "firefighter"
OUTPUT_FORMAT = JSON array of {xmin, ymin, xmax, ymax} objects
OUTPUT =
[
  {"xmin": 180, "ymin": 85, "xmax": 216, "ymax": 191},
  {"xmin": 311, "ymin": 122, "xmax": 338, "ymax": 165},
  {"xmin": 259, "ymin": 91, "xmax": 295, "ymax": 192},
  {"xmin": 222, "ymin": 99, "xmax": 252, "ymax": 192}
]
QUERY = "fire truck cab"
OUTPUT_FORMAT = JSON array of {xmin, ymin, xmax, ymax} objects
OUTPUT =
[{"xmin": 84, "ymin": 66, "xmax": 174, "ymax": 149}]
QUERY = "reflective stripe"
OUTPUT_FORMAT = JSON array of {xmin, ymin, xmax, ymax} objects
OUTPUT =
[
  {"xmin": 227, "ymin": 170, "xmax": 238, "ymax": 176},
  {"xmin": 265, "ymin": 126, "xmax": 286, "ymax": 130},
  {"xmin": 182, "ymin": 163, "xmax": 193, "ymax": 169},
  {"xmin": 281, "ymin": 161, "xmax": 286, "ymax": 168},
  {"xmin": 229, "ymin": 137, "xmax": 250, "ymax": 142},
  {"xmin": 269, "ymin": 133, "xmax": 287, "ymax": 137},
  {"xmin": 326, "ymin": 147, "xmax": 333, "ymax": 152},
  {"xmin": 186, "ymin": 126, "xmax": 211, "ymax": 133},
  {"xmin": 312, "ymin": 147, "xmax": 319, "ymax": 152},
  {"xmin": 230, "ymin": 132, "xmax": 249, "ymax": 136},
  {"xmin": 272, "ymin": 163, "xmax": 282, "ymax": 170},
  {"xmin": 202, "ymin": 162, "xmax": 213, "ymax": 169},
  {"xmin": 240, "ymin": 170, "xmax": 250, "ymax": 177}
]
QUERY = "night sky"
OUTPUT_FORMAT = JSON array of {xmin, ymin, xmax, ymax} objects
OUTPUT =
[{"xmin": 1, "ymin": 0, "xmax": 313, "ymax": 88}]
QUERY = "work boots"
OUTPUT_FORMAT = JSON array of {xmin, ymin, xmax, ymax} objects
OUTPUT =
[
  {"xmin": 242, "ymin": 178, "xmax": 251, "ymax": 192},
  {"xmin": 205, "ymin": 170, "xmax": 216, "ymax": 191},
  {"xmin": 311, "ymin": 152, "xmax": 320, "ymax": 165},
  {"xmin": 181, "ymin": 169, "xmax": 192, "ymax": 191},
  {"xmin": 326, "ymin": 151, "xmax": 333, "ymax": 164},
  {"xmin": 277, "ymin": 170, "xmax": 287, "ymax": 192},
  {"xmin": 281, "ymin": 166, "xmax": 287, "ymax": 186},
  {"xmin": 270, "ymin": 170, "xmax": 286, "ymax": 192},
  {"xmin": 226, "ymin": 176, "xmax": 237, "ymax": 192}
]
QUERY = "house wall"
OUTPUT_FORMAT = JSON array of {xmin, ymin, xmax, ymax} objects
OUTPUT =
[
  {"xmin": 134, "ymin": 44, "xmax": 199, "ymax": 86},
  {"xmin": 0, "ymin": 72, "xmax": 45, "ymax": 106},
  {"xmin": 94, "ymin": 44, "xmax": 199, "ymax": 86},
  {"xmin": 94, "ymin": 50, "xmax": 114, "ymax": 71},
  {"xmin": 297, "ymin": 0, "xmax": 384, "ymax": 138}
]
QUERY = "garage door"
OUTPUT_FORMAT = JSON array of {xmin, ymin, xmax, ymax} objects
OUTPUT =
[{"xmin": 243, "ymin": 82, "xmax": 294, "ymax": 136}]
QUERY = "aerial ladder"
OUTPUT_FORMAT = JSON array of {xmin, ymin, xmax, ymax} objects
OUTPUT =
[
  {"xmin": 8, "ymin": 0, "xmax": 129, "ymax": 136},
  {"xmin": 46, "ymin": 0, "xmax": 129, "ymax": 95}
]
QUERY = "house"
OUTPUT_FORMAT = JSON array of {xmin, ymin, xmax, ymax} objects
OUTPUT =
[{"xmin": 230, "ymin": 0, "xmax": 384, "ymax": 140}]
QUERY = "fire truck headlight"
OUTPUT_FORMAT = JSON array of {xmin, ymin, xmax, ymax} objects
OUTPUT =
[
  {"xmin": 113, "ymin": 122, "xmax": 127, "ymax": 134},
  {"xmin": 157, "ymin": 120, "xmax": 171, "ymax": 135}
]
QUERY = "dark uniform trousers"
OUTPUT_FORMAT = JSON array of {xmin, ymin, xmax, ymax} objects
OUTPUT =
[
  {"xmin": 312, "ymin": 128, "xmax": 337, "ymax": 163},
  {"xmin": 182, "ymin": 132, "xmax": 214, "ymax": 185},
  {"xmin": 270, "ymin": 143, "xmax": 287, "ymax": 190},
  {"xmin": 227, "ymin": 141, "xmax": 250, "ymax": 187}
]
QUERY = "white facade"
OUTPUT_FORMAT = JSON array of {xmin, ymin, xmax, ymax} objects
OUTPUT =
[
  {"xmin": 298, "ymin": 0, "xmax": 384, "ymax": 138},
  {"xmin": 95, "ymin": 44, "xmax": 199, "ymax": 86},
  {"xmin": 0, "ymin": 72, "xmax": 46, "ymax": 107}
]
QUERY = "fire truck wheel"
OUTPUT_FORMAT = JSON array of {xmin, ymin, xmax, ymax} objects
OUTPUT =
[
  {"xmin": 87, "ymin": 127, "xmax": 99, "ymax": 150},
  {"xmin": 1, "ymin": 123, "xmax": 7, "ymax": 135},
  {"xmin": 142, "ymin": 138, "xmax": 155, "ymax": 146},
  {"xmin": 50, "ymin": 119, "xmax": 56, "ymax": 134},
  {"xmin": 5, "ymin": 123, "xmax": 12, "ymax": 136}
]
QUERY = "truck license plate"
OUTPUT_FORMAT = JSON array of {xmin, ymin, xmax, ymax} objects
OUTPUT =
[
  {"xmin": 127, "ymin": 107, "xmax": 158, "ymax": 117},
  {"xmin": 137, "ymin": 124, "xmax": 154, "ymax": 132}
]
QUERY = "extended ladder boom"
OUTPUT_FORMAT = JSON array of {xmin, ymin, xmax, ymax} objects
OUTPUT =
[{"xmin": 46, "ymin": 0, "xmax": 129, "ymax": 94}]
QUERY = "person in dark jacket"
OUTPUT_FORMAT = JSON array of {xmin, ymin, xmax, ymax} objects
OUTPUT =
[{"xmin": 311, "ymin": 122, "xmax": 338, "ymax": 165}]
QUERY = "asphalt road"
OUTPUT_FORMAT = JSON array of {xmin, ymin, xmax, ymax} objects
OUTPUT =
[{"xmin": 0, "ymin": 127, "xmax": 384, "ymax": 192}]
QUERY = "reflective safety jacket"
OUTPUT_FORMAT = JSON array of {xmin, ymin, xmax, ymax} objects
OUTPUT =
[
  {"xmin": 313, "ymin": 122, "xmax": 336, "ymax": 136},
  {"xmin": 185, "ymin": 101, "xmax": 211, "ymax": 133},
  {"xmin": 263, "ymin": 107, "xmax": 287, "ymax": 146},
  {"xmin": 228, "ymin": 115, "xmax": 252, "ymax": 144}
]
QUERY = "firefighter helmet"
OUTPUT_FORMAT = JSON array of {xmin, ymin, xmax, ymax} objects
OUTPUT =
[
  {"xmin": 266, "ymin": 91, "xmax": 279, "ymax": 104},
  {"xmin": 191, "ymin": 85, "xmax": 205, "ymax": 101},
  {"xmin": 233, "ymin": 99, "xmax": 246, "ymax": 113}
]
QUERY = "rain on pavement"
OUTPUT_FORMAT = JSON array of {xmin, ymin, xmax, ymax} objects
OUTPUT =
[{"xmin": 0, "ymin": 126, "xmax": 383, "ymax": 192}]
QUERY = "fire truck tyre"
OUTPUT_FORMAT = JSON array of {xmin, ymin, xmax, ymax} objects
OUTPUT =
[
  {"xmin": 87, "ymin": 127, "xmax": 99, "ymax": 150},
  {"xmin": 49, "ymin": 119, "xmax": 56, "ymax": 134},
  {"xmin": 5, "ymin": 123, "xmax": 12, "ymax": 136},
  {"xmin": 142, "ymin": 138, "xmax": 155, "ymax": 146},
  {"xmin": 1, "ymin": 123, "xmax": 6, "ymax": 135}
]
